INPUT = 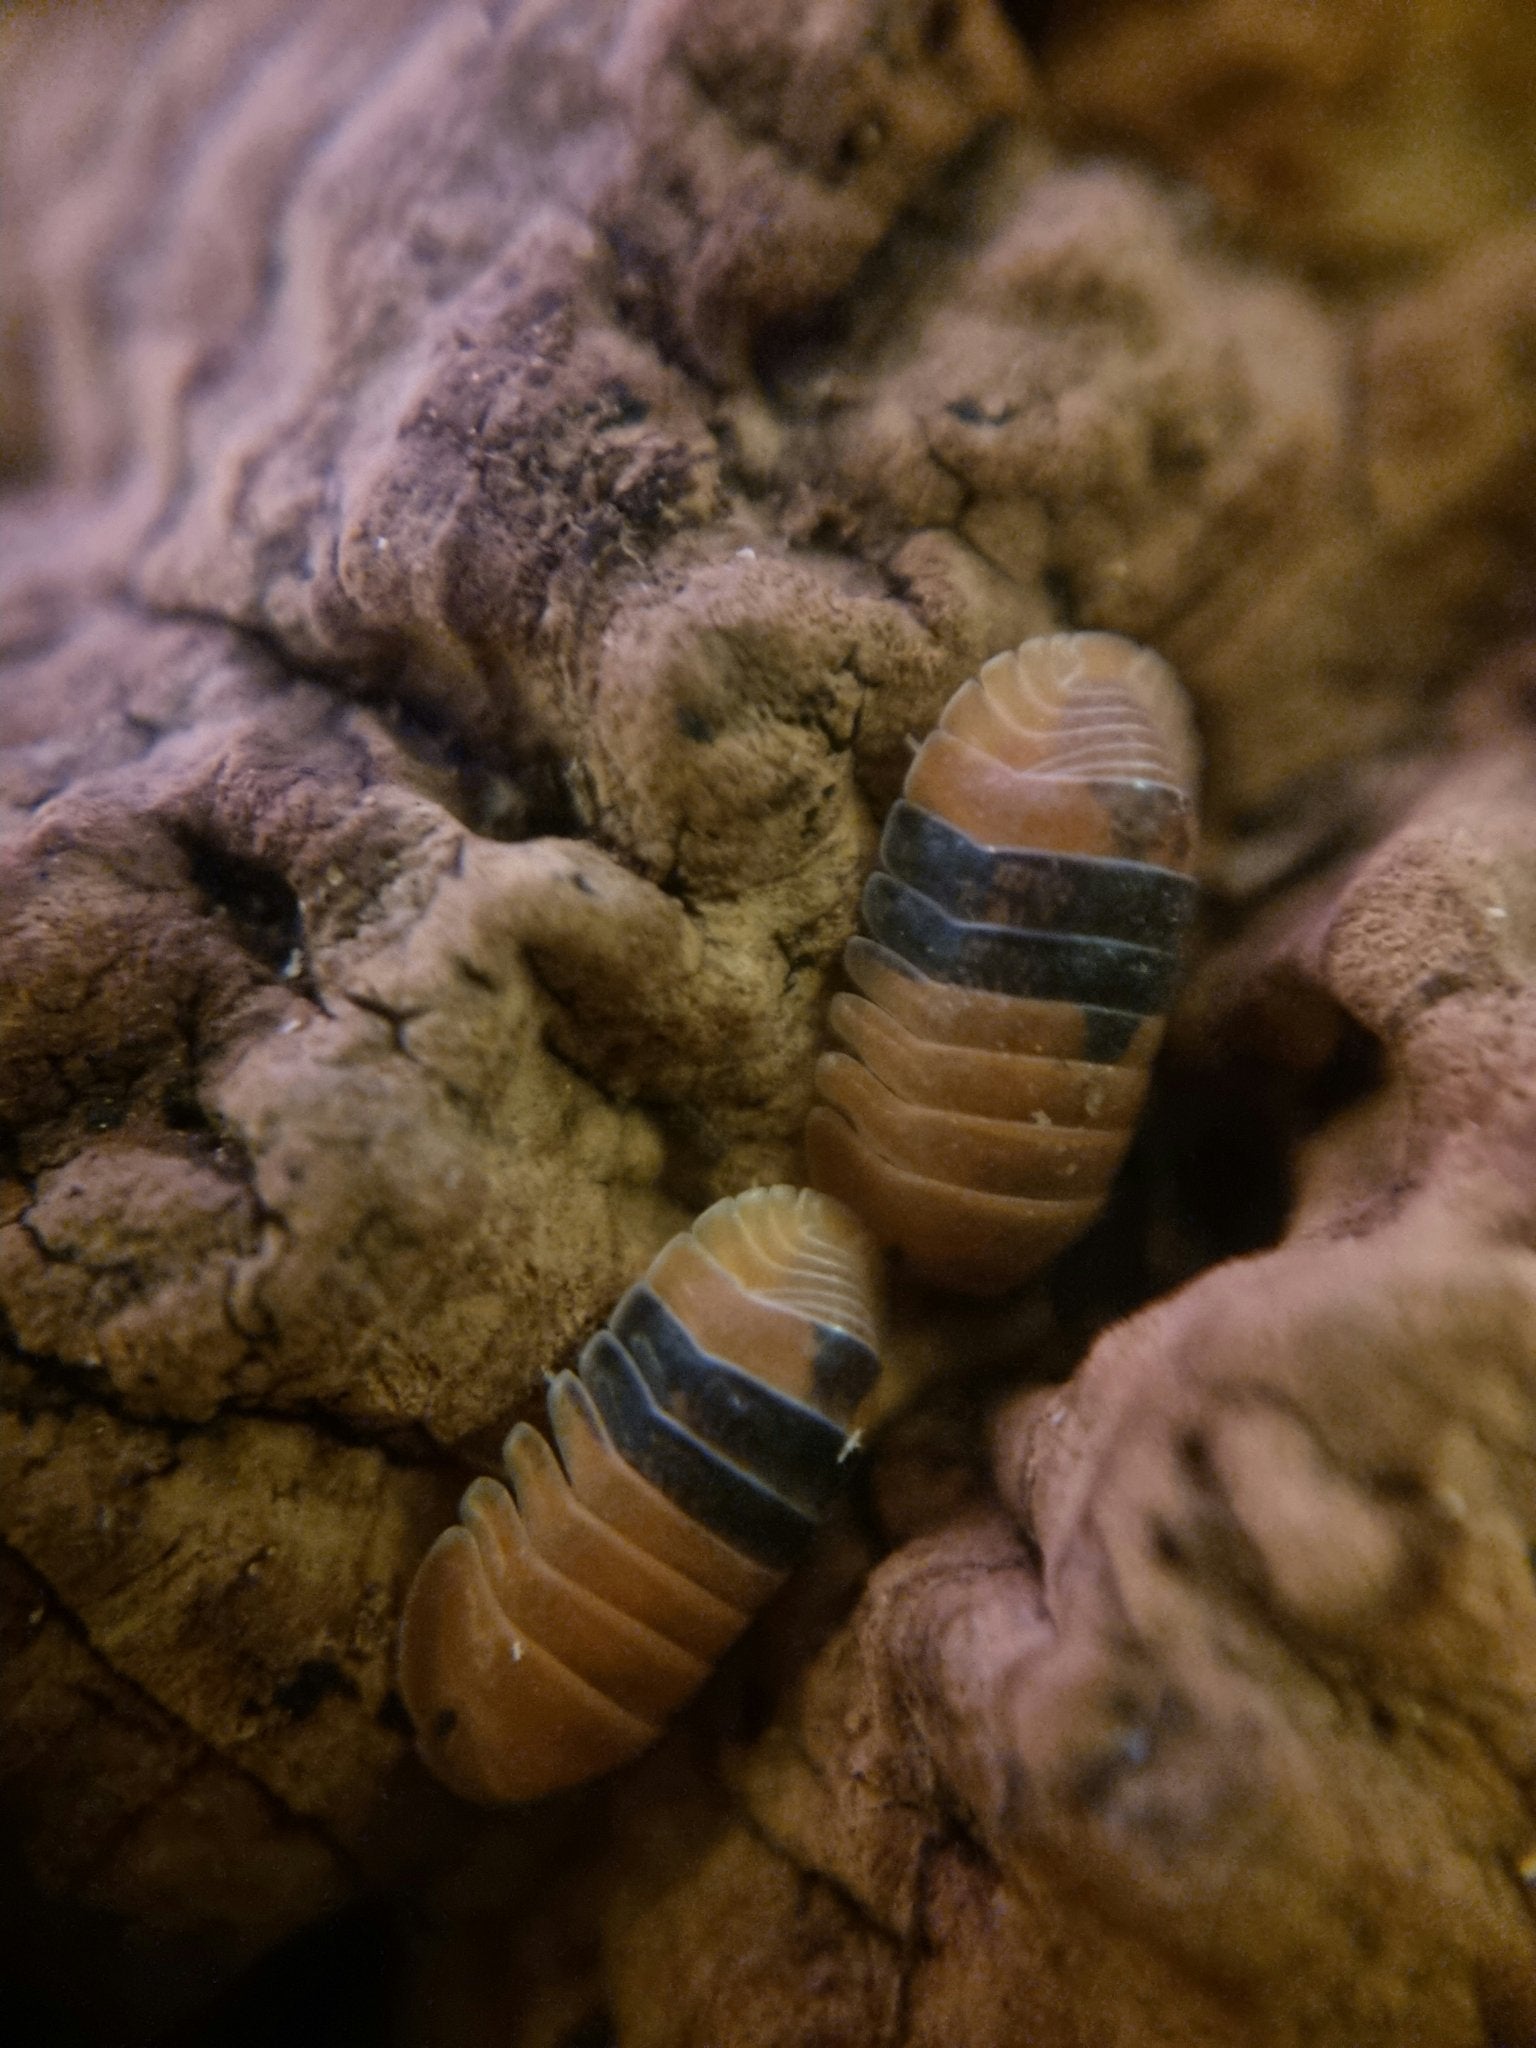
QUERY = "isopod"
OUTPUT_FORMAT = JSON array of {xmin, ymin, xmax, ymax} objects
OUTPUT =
[
  {"xmin": 399, "ymin": 1186, "xmax": 882, "ymax": 1803},
  {"xmin": 806, "ymin": 631, "xmax": 1199, "ymax": 1293}
]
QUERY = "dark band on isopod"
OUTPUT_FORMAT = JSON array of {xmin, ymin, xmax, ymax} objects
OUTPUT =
[
  {"xmin": 808, "ymin": 1322, "xmax": 881, "ymax": 1418},
  {"xmin": 577, "ymin": 1337, "xmax": 817, "ymax": 1571},
  {"xmin": 611, "ymin": 1286, "xmax": 853, "ymax": 1515},
  {"xmin": 880, "ymin": 801, "xmax": 1198, "ymax": 950},
  {"xmin": 863, "ymin": 872, "xmax": 1183, "ymax": 1015}
]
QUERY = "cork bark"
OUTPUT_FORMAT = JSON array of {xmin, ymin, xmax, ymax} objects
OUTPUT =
[{"xmin": 3, "ymin": 0, "xmax": 1535, "ymax": 2039}]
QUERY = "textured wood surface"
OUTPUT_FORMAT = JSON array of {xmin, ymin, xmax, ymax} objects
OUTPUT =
[{"xmin": 3, "ymin": 0, "xmax": 1536, "ymax": 2039}]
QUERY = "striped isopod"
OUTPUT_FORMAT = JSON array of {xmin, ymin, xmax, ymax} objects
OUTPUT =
[
  {"xmin": 398, "ymin": 1187, "xmax": 882, "ymax": 1803},
  {"xmin": 806, "ymin": 631, "xmax": 1199, "ymax": 1294}
]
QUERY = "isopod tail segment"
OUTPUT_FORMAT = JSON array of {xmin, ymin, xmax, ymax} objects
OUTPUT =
[
  {"xmin": 398, "ymin": 1187, "xmax": 883, "ymax": 1804},
  {"xmin": 807, "ymin": 631, "xmax": 1200, "ymax": 1295}
]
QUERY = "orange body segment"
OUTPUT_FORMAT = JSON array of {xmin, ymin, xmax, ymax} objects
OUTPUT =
[
  {"xmin": 461, "ymin": 1479, "xmax": 709, "ymax": 1723},
  {"xmin": 692, "ymin": 1187, "xmax": 880, "ymax": 1350},
  {"xmin": 908, "ymin": 732, "xmax": 1194, "ymax": 869},
  {"xmin": 503, "ymin": 1422, "xmax": 745, "ymax": 1661},
  {"xmin": 828, "ymin": 994, "xmax": 1150, "ymax": 1129},
  {"xmin": 815, "ymin": 1054, "xmax": 1127, "ymax": 1199},
  {"xmin": 806, "ymin": 1107, "xmax": 1102, "ymax": 1294},
  {"xmin": 399, "ymin": 1526, "xmax": 656, "ymax": 1805},
  {"xmin": 941, "ymin": 676, "xmax": 1170, "ymax": 781},
  {"xmin": 965, "ymin": 634, "xmax": 1200, "ymax": 790}
]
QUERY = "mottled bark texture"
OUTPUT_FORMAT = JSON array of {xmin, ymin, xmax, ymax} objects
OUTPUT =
[
  {"xmin": 2, "ymin": 0, "xmax": 1535, "ymax": 2040},
  {"xmin": 1041, "ymin": 0, "xmax": 1536, "ymax": 283}
]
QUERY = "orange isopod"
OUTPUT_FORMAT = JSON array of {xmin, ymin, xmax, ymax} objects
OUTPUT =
[
  {"xmin": 398, "ymin": 1187, "xmax": 882, "ymax": 1803},
  {"xmin": 806, "ymin": 632, "xmax": 1199, "ymax": 1293}
]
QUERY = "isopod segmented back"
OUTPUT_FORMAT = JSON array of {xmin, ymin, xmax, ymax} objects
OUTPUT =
[
  {"xmin": 807, "ymin": 632, "xmax": 1199, "ymax": 1293},
  {"xmin": 398, "ymin": 1187, "xmax": 882, "ymax": 1804}
]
